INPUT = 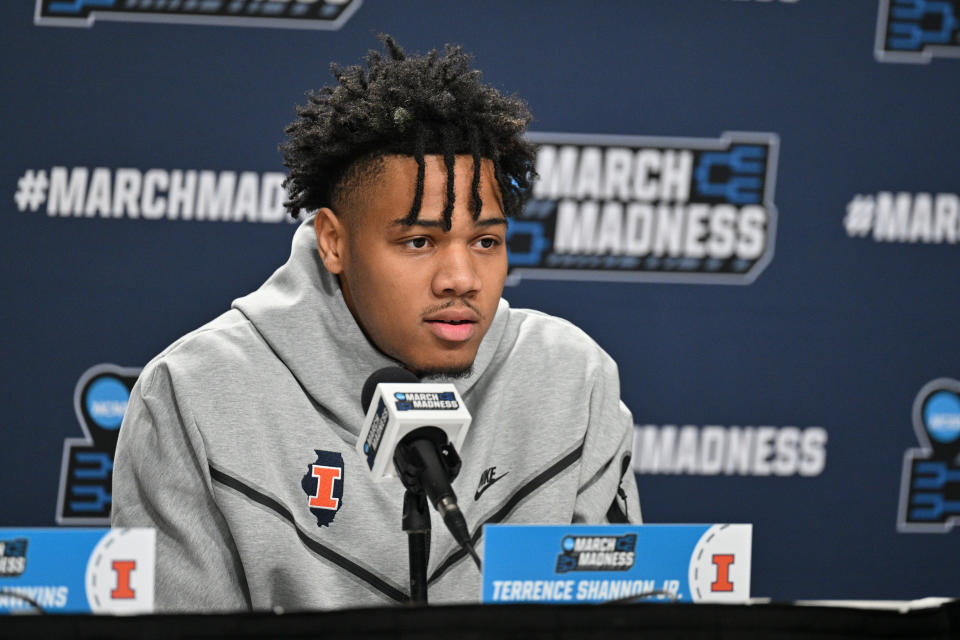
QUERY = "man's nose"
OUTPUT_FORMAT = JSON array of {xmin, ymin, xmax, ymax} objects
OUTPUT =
[{"xmin": 432, "ymin": 245, "xmax": 482, "ymax": 297}]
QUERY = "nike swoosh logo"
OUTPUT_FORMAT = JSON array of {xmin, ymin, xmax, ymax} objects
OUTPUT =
[{"xmin": 474, "ymin": 471, "xmax": 508, "ymax": 501}]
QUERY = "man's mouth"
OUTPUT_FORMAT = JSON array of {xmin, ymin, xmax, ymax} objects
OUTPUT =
[
  {"xmin": 423, "ymin": 310, "xmax": 479, "ymax": 342},
  {"xmin": 425, "ymin": 320, "xmax": 477, "ymax": 342}
]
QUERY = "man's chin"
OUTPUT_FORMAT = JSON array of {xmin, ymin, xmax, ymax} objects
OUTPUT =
[{"xmin": 409, "ymin": 362, "xmax": 475, "ymax": 380}]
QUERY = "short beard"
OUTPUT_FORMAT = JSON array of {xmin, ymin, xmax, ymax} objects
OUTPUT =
[{"xmin": 416, "ymin": 365, "xmax": 474, "ymax": 380}]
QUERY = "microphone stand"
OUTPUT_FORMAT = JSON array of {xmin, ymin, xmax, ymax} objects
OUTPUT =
[
  {"xmin": 402, "ymin": 489, "xmax": 430, "ymax": 604},
  {"xmin": 393, "ymin": 428, "xmax": 463, "ymax": 605}
]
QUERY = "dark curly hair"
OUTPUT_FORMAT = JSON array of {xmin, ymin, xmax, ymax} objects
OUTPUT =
[{"xmin": 280, "ymin": 35, "xmax": 537, "ymax": 229}]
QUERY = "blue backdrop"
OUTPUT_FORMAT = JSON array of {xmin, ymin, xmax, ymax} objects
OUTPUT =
[{"xmin": 2, "ymin": 0, "xmax": 959, "ymax": 601}]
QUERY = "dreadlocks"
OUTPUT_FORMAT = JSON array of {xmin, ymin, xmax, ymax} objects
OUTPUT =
[{"xmin": 280, "ymin": 35, "xmax": 537, "ymax": 229}]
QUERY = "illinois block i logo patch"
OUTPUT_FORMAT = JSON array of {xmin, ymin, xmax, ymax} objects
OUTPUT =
[{"xmin": 301, "ymin": 450, "xmax": 345, "ymax": 527}]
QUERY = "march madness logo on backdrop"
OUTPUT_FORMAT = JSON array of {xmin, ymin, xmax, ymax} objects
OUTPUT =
[
  {"xmin": 898, "ymin": 378, "xmax": 960, "ymax": 533},
  {"xmin": 875, "ymin": 0, "xmax": 960, "ymax": 63},
  {"xmin": 506, "ymin": 131, "xmax": 779, "ymax": 286},
  {"xmin": 301, "ymin": 450, "xmax": 345, "ymax": 527},
  {"xmin": 57, "ymin": 364, "xmax": 141, "ymax": 525},
  {"xmin": 35, "ymin": 0, "xmax": 362, "ymax": 30}
]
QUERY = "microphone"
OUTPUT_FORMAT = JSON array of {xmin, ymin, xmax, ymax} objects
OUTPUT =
[{"xmin": 357, "ymin": 367, "xmax": 479, "ymax": 568}]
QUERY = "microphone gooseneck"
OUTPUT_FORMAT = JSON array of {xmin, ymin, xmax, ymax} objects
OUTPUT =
[
  {"xmin": 393, "ymin": 430, "xmax": 477, "ymax": 566},
  {"xmin": 436, "ymin": 499, "xmax": 481, "ymax": 570}
]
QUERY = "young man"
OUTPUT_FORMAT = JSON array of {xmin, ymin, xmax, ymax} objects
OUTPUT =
[{"xmin": 112, "ymin": 37, "xmax": 640, "ymax": 612}]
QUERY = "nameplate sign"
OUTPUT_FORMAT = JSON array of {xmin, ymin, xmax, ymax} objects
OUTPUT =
[
  {"xmin": 0, "ymin": 528, "xmax": 154, "ymax": 614},
  {"xmin": 482, "ymin": 524, "xmax": 751, "ymax": 604}
]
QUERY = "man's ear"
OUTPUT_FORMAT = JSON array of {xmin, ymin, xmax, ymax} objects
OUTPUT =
[{"xmin": 314, "ymin": 207, "xmax": 348, "ymax": 274}]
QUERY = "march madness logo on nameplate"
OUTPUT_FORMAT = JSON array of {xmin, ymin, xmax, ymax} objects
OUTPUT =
[
  {"xmin": 301, "ymin": 450, "xmax": 345, "ymax": 527},
  {"xmin": 555, "ymin": 534, "xmax": 636, "ymax": 573},
  {"xmin": 506, "ymin": 131, "xmax": 779, "ymax": 286},
  {"xmin": 0, "ymin": 539, "xmax": 28, "ymax": 578}
]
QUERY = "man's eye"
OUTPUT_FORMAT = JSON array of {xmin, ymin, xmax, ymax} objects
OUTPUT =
[
  {"xmin": 405, "ymin": 237, "xmax": 429, "ymax": 249},
  {"xmin": 477, "ymin": 237, "xmax": 500, "ymax": 249}
]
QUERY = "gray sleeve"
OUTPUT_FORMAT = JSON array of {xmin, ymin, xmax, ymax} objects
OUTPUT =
[
  {"xmin": 573, "ymin": 354, "xmax": 643, "ymax": 525},
  {"xmin": 111, "ymin": 364, "xmax": 251, "ymax": 613}
]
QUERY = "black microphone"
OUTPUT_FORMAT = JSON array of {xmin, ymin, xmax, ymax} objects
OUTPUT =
[
  {"xmin": 360, "ymin": 366, "xmax": 418, "ymax": 417},
  {"xmin": 358, "ymin": 367, "xmax": 480, "ymax": 569}
]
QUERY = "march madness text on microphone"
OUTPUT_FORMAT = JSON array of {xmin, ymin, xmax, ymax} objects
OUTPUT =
[{"xmin": 357, "ymin": 369, "xmax": 471, "ymax": 480}]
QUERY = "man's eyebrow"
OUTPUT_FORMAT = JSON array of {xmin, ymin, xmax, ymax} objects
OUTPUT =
[
  {"xmin": 391, "ymin": 217, "xmax": 508, "ymax": 228},
  {"xmin": 476, "ymin": 217, "xmax": 508, "ymax": 228}
]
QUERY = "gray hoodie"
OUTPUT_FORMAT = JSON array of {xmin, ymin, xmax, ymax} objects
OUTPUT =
[{"xmin": 112, "ymin": 216, "xmax": 641, "ymax": 612}]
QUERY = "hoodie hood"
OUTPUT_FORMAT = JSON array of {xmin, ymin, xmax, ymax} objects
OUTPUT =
[{"xmin": 231, "ymin": 215, "xmax": 509, "ymax": 443}]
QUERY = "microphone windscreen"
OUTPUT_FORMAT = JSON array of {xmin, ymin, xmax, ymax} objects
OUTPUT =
[{"xmin": 361, "ymin": 366, "xmax": 419, "ymax": 414}]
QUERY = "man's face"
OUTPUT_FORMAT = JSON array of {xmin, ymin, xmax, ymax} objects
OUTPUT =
[{"xmin": 315, "ymin": 154, "xmax": 508, "ymax": 376}]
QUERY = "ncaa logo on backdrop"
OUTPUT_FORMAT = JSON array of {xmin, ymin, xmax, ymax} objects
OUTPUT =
[
  {"xmin": 57, "ymin": 364, "xmax": 141, "ymax": 525},
  {"xmin": 301, "ymin": 450, "xmax": 345, "ymax": 527},
  {"xmin": 507, "ymin": 131, "xmax": 779, "ymax": 286},
  {"xmin": 898, "ymin": 378, "xmax": 960, "ymax": 533},
  {"xmin": 35, "ymin": 0, "xmax": 362, "ymax": 30},
  {"xmin": 875, "ymin": 0, "xmax": 960, "ymax": 63}
]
